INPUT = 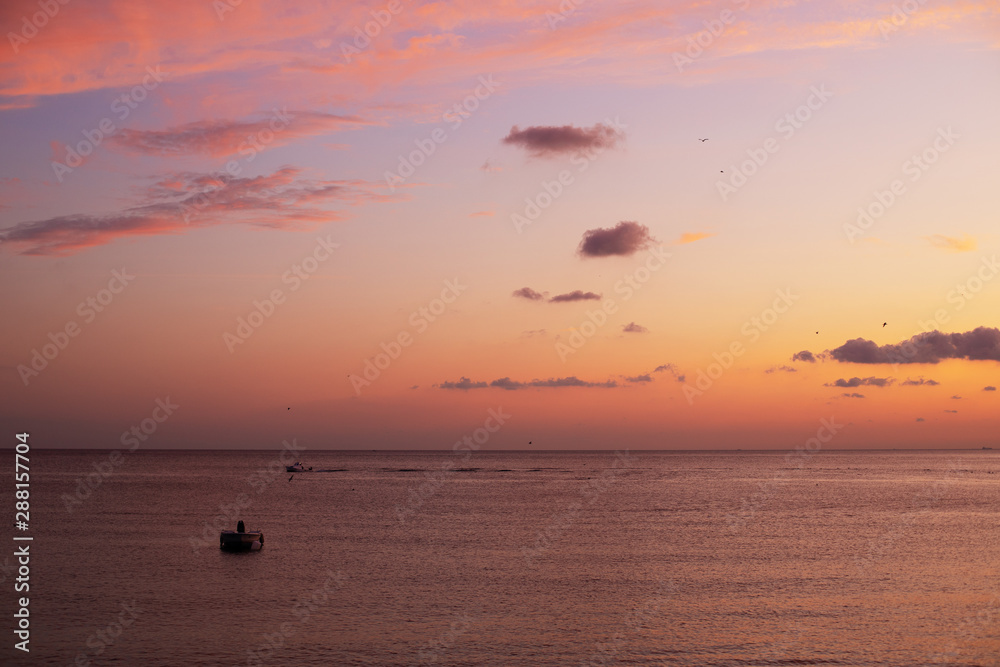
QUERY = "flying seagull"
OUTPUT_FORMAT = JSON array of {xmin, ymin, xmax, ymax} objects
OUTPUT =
[
  {"xmin": 883, "ymin": 322, "xmax": 887, "ymax": 327},
  {"xmin": 698, "ymin": 138, "xmax": 709, "ymax": 142}
]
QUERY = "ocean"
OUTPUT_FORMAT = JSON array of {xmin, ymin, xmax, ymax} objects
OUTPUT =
[{"xmin": 4, "ymin": 448, "xmax": 999, "ymax": 666}]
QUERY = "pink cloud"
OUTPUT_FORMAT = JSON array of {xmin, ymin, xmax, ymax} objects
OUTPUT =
[{"xmin": 0, "ymin": 167, "xmax": 401, "ymax": 255}]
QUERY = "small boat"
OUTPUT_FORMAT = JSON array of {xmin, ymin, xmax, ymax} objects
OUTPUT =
[
  {"xmin": 220, "ymin": 529, "xmax": 264, "ymax": 552},
  {"xmin": 286, "ymin": 462, "xmax": 312, "ymax": 472}
]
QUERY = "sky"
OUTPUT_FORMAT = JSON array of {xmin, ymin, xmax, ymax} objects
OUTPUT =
[{"xmin": 1, "ymin": 0, "xmax": 998, "ymax": 450}]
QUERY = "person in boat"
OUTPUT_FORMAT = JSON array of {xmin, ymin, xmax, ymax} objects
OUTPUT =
[{"xmin": 237, "ymin": 520, "xmax": 245, "ymax": 533}]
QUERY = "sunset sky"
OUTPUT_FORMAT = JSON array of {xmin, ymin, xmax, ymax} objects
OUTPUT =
[{"xmin": 1, "ymin": 0, "xmax": 998, "ymax": 450}]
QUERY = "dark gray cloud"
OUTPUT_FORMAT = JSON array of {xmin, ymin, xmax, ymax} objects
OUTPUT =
[
  {"xmin": 829, "ymin": 327, "xmax": 1000, "ymax": 364},
  {"xmin": 439, "ymin": 376, "xmax": 618, "ymax": 390},
  {"xmin": 791, "ymin": 350, "xmax": 816, "ymax": 363},
  {"xmin": 951, "ymin": 395, "xmax": 962, "ymax": 399},
  {"xmin": 653, "ymin": 363, "xmax": 685, "ymax": 382},
  {"xmin": 438, "ymin": 377, "xmax": 488, "ymax": 390},
  {"xmin": 502, "ymin": 122, "xmax": 623, "ymax": 158},
  {"xmin": 843, "ymin": 393, "xmax": 865, "ymax": 398},
  {"xmin": 765, "ymin": 365, "xmax": 797, "ymax": 374},
  {"xmin": 901, "ymin": 377, "xmax": 940, "ymax": 386},
  {"xmin": 512, "ymin": 287, "xmax": 546, "ymax": 301},
  {"xmin": 916, "ymin": 417, "xmax": 925, "ymax": 422},
  {"xmin": 624, "ymin": 374, "xmax": 653, "ymax": 383},
  {"xmin": 622, "ymin": 322, "xmax": 648, "ymax": 333},
  {"xmin": 985, "ymin": 386, "xmax": 997, "ymax": 391},
  {"xmin": 944, "ymin": 409, "xmax": 958, "ymax": 413},
  {"xmin": 578, "ymin": 221, "xmax": 656, "ymax": 258},
  {"xmin": 549, "ymin": 290, "xmax": 601, "ymax": 303},
  {"xmin": 825, "ymin": 377, "xmax": 893, "ymax": 388}
]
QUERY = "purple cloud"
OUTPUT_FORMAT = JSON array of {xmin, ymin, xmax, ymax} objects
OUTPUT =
[
  {"xmin": 502, "ymin": 123, "xmax": 623, "ymax": 158},
  {"xmin": 825, "ymin": 377, "xmax": 894, "ymax": 388},
  {"xmin": 901, "ymin": 377, "xmax": 940, "ymax": 386},
  {"xmin": 829, "ymin": 328, "xmax": 1000, "ymax": 364},
  {"xmin": 578, "ymin": 221, "xmax": 656, "ymax": 258},
  {"xmin": 512, "ymin": 287, "xmax": 546, "ymax": 301},
  {"xmin": 438, "ymin": 377, "xmax": 488, "ymax": 390},
  {"xmin": 791, "ymin": 350, "xmax": 816, "ymax": 363},
  {"xmin": 549, "ymin": 290, "xmax": 601, "ymax": 303},
  {"xmin": 623, "ymin": 322, "xmax": 648, "ymax": 333}
]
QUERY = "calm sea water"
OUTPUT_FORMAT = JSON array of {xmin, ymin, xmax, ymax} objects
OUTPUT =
[{"xmin": 4, "ymin": 449, "xmax": 1000, "ymax": 666}]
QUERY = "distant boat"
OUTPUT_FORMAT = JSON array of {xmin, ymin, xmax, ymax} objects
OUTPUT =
[
  {"xmin": 286, "ymin": 462, "xmax": 312, "ymax": 473},
  {"xmin": 220, "ymin": 529, "xmax": 263, "ymax": 552}
]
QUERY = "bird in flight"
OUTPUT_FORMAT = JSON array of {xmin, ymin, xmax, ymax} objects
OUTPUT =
[
  {"xmin": 698, "ymin": 138, "xmax": 709, "ymax": 142},
  {"xmin": 882, "ymin": 322, "xmax": 887, "ymax": 327}
]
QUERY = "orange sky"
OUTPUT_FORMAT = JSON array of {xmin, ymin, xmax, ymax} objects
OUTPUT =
[{"xmin": 1, "ymin": 0, "xmax": 998, "ymax": 449}]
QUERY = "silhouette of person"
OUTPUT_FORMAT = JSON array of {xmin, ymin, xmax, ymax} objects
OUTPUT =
[{"xmin": 237, "ymin": 520, "xmax": 245, "ymax": 533}]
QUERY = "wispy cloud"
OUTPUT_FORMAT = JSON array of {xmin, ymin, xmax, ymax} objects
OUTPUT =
[
  {"xmin": 765, "ymin": 365, "xmax": 797, "ymax": 374},
  {"xmin": 926, "ymin": 233, "xmax": 977, "ymax": 253},
  {"xmin": 0, "ymin": 167, "xmax": 397, "ymax": 255},
  {"xmin": 439, "ymin": 376, "xmax": 618, "ymax": 390},
  {"xmin": 654, "ymin": 363, "xmax": 685, "ymax": 382},
  {"xmin": 825, "ymin": 377, "xmax": 894, "ymax": 388},
  {"xmin": 673, "ymin": 232, "xmax": 715, "ymax": 245},
  {"xmin": 622, "ymin": 322, "xmax": 648, "ymax": 333},
  {"xmin": 792, "ymin": 350, "xmax": 817, "ymax": 363},
  {"xmin": 901, "ymin": 377, "xmax": 940, "ymax": 386},
  {"xmin": 112, "ymin": 112, "xmax": 369, "ymax": 157}
]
